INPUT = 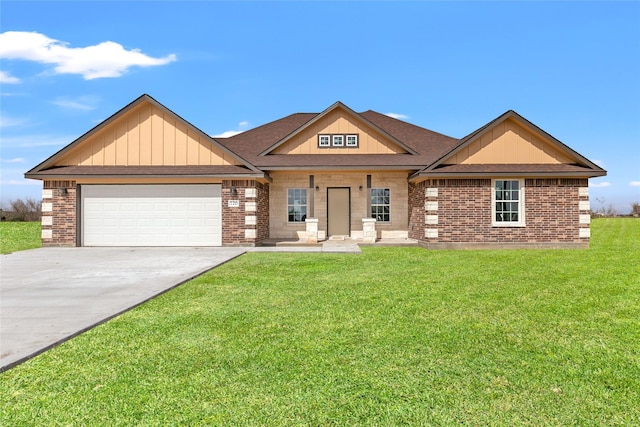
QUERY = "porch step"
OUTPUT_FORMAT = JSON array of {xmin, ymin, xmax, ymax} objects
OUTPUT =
[{"xmin": 328, "ymin": 235, "xmax": 347, "ymax": 241}]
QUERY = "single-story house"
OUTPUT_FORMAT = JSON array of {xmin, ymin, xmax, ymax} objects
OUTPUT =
[{"xmin": 26, "ymin": 94, "xmax": 605, "ymax": 249}]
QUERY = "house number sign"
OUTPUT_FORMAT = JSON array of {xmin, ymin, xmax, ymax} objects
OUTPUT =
[{"xmin": 228, "ymin": 200, "xmax": 240, "ymax": 208}]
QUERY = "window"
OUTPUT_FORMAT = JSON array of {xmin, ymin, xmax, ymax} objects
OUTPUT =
[
  {"xmin": 318, "ymin": 135, "xmax": 330, "ymax": 147},
  {"xmin": 492, "ymin": 179, "xmax": 525, "ymax": 226},
  {"xmin": 287, "ymin": 188, "xmax": 307, "ymax": 222},
  {"xmin": 346, "ymin": 134, "xmax": 358, "ymax": 147},
  {"xmin": 317, "ymin": 133, "xmax": 360, "ymax": 148},
  {"xmin": 371, "ymin": 188, "xmax": 390, "ymax": 222}
]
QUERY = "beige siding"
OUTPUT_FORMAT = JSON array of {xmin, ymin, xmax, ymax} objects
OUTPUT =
[
  {"xmin": 272, "ymin": 109, "xmax": 407, "ymax": 155},
  {"xmin": 269, "ymin": 170, "xmax": 409, "ymax": 239},
  {"xmin": 56, "ymin": 103, "xmax": 241, "ymax": 167},
  {"xmin": 452, "ymin": 118, "xmax": 575, "ymax": 164}
]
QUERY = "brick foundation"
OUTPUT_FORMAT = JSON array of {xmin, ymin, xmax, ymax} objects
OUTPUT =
[
  {"xmin": 410, "ymin": 178, "xmax": 590, "ymax": 249},
  {"xmin": 42, "ymin": 180, "xmax": 77, "ymax": 246}
]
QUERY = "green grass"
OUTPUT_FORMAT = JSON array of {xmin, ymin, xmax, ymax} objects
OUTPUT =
[
  {"xmin": 1, "ymin": 219, "xmax": 639, "ymax": 425},
  {"xmin": 0, "ymin": 222, "xmax": 41, "ymax": 254}
]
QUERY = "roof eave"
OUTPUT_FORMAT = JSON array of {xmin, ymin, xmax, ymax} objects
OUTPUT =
[
  {"xmin": 258, "ymin": 165, "xmax": 420, "ymax": 171},
  {"xmin": 25, "ymin": 172, "xmax": 268, "ymax": 180},
  {"xmin": 409, "ymin": 169, "xmax": 607, "ymax": 182}
]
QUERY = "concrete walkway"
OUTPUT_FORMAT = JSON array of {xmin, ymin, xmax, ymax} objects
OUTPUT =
[
  {"xmin": 250, "ymin": 240, "xmax": 362, "ymax": 253},
  {"xmin": 0, "ymin": 247, "xmax": 246, "ymax": 371}
]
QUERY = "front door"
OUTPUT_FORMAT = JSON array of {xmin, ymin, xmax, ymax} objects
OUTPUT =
[{"xmin": 327, "ymin": 187, "xmax": 350, "ymax": 236}]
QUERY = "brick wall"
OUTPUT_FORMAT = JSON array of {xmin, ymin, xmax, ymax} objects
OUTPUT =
[
  {"xmin": 42, "ymin": 180, "xmax": 77, "ymax": 246},
  {"xmin": 408, "ymin": 181, "xmax": 426, "ymax": 240},
  {"xmin": 413, "ymin": 178, "xmax": 590, "ymax": 249},
  {"xmin": 256, "ymin": 182, "xmax": 270, "ymax": 242},
  {"xmin": 222, "ymin": 180, "xmax": 269, "ymax": 246}
]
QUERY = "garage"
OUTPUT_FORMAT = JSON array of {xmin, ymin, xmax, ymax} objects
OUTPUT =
[{"xmin": 81, "ymin": 184, "xmax": 222, "ymax": 246}]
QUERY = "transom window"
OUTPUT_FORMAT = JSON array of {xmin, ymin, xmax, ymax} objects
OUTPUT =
[
  {"xmin": 332, "ymin": 135, "xmax": 344, "ymax": 147},
  {"xmin": 317, "ymin": 134, "xmax": 359, "ymax": 148},
  {"xmin": 492, "ymin": 179, "xmax": 525, "ymax": 227},
  {"xmin": 371, "ymin": 188, "xmax": 390, "ymax": 222},
  {"xmin": 287, "ymin": 189, "xmax": 307, "ymax": 222},
  {"xmin": 318, "ymin": 135, "xmax": 330, "ymax": 147}
]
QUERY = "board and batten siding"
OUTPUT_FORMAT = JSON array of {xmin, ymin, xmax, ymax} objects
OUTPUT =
[
  {"xmin": 451, "ymin": 118, "xmax": 575, "ymax": 165},
  {"xmin": 272, "ymin": 109, "xmax": 407, "ymax": 155},
  {"xmin": 57, "ymin": 104, "xmax": 240, "ymax": 167}
]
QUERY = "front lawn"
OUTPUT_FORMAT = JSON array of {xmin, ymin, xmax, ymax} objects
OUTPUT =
[
  {"xmin": 0, "ymin": 222, "xmax": 40, "ymax": 254},
  {"xmin": 1, "ymin": 219, "xmax": 638, "ymax": 425}
]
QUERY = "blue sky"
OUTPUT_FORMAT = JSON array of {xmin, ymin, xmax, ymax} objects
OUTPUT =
[{"xmin": 1, "ymin": 1, "xmax": 639, "ymax": 212}]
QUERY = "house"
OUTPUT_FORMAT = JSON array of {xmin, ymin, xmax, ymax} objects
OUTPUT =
[{"xmin": 25, "ymin": 94, "xmax": 605, "ymax": 249}]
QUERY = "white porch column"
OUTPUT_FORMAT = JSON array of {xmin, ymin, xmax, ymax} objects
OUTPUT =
[
  {"xmin": 362, "ymin": 218, "xmax": 377, "ymax": 243},
  {"xmin": 303, "ymin": 218, "xmax": 319, "ymax": 243}
]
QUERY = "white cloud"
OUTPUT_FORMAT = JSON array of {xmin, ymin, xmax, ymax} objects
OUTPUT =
[
  {"xmin": 0, "ymin": 134, "xmax": 73, "ymax": 148},
  {"xmin": 0, "ymin": 31, "xmax": 177, "ymax": 80},
  {"xmin": 589, "ymin": 181, "xmax": 611, "ymax": 188},
  {"xmin": 0, "ymin": 70, "xmax": 20, "ymax": 84},
  {"xmin": 1, "ymin": 157, "xmax": 25, "ymax": 163},
  {"xmin": 592, "ymin": 159, "xmax": 605, "ymax": 167},
  {"xmin": 0, "ymin": 114, "xmax": 28, "ymax": 129},
  {"xmin": 0, "ymin": 179, "xmax": 40, "ymax": 186},
  {"xmin": 630, "ymin": 181, "xmax": 640, "ymax": 187},
  {"xmin": 212, "ymin": 121, "xmax": 249, "ymax": 138},
  {"xmin": 51, "ymin": 96, "xmax": 98, "ymax": 111},
  {"xmin": 385, "ymin": 112, "xmax": 409, "ymax": 120},
  {"xmin": 213, "ymin": 130, "xmax": 244, "ymax": 138}
]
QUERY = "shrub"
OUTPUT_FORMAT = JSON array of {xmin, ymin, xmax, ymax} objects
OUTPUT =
[{"xmin": 8, "ymin": 198, "xmax": 42, "ymax": 222}]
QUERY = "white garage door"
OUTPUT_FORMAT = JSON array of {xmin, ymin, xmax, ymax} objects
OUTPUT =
[{"xmin": 82, "ymin": 185, "xmax": 222, "ymax": 246}]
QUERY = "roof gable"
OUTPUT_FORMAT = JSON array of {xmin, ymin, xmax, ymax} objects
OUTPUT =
[
  {"xmin": 26, "ymin": 94, "xmax": 261, "ymax": 175},
  {"xmin": 260, "ymin": 102, "xmax": 418, "ymax": 156},
  {"xmin": 418, "ymin": 110, "xmax": 605, "ymax": 175}
]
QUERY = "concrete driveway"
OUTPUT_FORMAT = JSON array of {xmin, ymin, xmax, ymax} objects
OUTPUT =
[{"xmin": 0, "ymin": 247, "xmax": 246, "ymax": 371}]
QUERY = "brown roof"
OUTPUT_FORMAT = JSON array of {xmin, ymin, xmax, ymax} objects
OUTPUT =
[
  {"xmin": 26, "ymin": 165, "xmax": 263, "ymax": 179},
  {"xmin": 417, "ymin": 163, "xmax": 606, "ymax": 177},
  {"xmin": 216, "ymin": 108, "xmax": 459, "ymax": 169},
  {"xmin": 24, "ymin": 95, "xmax": 606, "ymax": 181}
]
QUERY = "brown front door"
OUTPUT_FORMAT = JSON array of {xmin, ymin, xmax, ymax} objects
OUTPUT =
[{"xmin": 327, "ymin": 187, "xmax": 350, "ymax": 236}]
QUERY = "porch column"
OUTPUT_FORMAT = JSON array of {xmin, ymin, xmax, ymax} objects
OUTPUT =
[
  {"xmin": 303, "ymin": 218, "xmax": 319, "ymax": 243},
  {"xmin": 362, "ymin": 218, "xmax": 377, "ymax": 243}
]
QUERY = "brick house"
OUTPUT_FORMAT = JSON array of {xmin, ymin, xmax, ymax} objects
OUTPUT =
[{"xmin": 25, "ymin": 94, "xmax": 605, "ymax": 248}]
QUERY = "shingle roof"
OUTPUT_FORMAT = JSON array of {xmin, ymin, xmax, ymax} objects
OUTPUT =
[
  {"xmin": 216, "ymin": 108, "xmax": 460, "ymax": 169},
  {"xmin": 24, "ymin": 95, "xmax": 606, "ymax": 181}
]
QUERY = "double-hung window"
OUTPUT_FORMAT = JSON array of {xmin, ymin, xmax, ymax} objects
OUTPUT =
[
  {"xmin": 287, "ymin": 189, "xmax": 307, "ymax": 222},
  {"xmin": 492, "ymin": 179, "xmax": 525, "ymax": 226},
  {"xmin": 371, "ymin": 188, "xmax": 390, "ymax": 222}
]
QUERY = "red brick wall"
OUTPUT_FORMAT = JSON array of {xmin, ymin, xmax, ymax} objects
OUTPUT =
[
  {"xmin": 42, "ymin": 180, "xmax": 77, "ymax": 246},
  {"xmin": 222, "ymin": 180, "xmax": 269, "ymax": 246},
  {"xmin": 256, "ymin": 182, "xmax": 270, "ymax": 242},
  {"xmin": 413, "ymin": 178, "xmax": 589, "ymax": 247},
  {"xmin": 408, "ymin": 181, "xmax": 426, "ymax": 240}
]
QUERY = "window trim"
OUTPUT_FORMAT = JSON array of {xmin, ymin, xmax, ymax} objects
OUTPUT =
[
  {"xmin": 332, "ymin": 135, "xmax": 344, "ymax": 147},
  {"xmin": 370, "ymin": 187, "xmax": 390, "ymax": 223},
  {"xmin": 318, "ymin": 134, "xmax": 330, "ymax": 147},
  {"xmin": 345, "ymin": 134, "xmax": 359, "ymax": 147},
  {"xmin": 491, "ymin": 179, "xmax": 525, "ymax": 227},
  {"xmin": 287, "ymin": 188, "xmax": 308, "ymax": 223}
]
